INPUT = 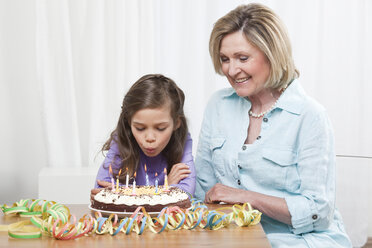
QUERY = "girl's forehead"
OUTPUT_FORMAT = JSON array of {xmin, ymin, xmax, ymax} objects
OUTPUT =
[{"xmin": 131, "ymin": 105, "xmax": 173, "ymax": 124}]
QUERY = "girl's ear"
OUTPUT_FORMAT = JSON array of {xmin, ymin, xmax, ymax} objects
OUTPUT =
[{"xmin": 174, "ymin": 118, "xmax": 181, "ymax": 130}]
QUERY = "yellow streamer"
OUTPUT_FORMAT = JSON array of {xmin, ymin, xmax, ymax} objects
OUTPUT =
[{"xmin": 1, "ymin": 199, "xmax": 261, "ymax": 240}]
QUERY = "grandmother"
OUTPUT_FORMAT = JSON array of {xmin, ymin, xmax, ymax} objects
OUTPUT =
[{"xmin": 195, "ymin": 3, "xmax": 351, "ymax": 247}]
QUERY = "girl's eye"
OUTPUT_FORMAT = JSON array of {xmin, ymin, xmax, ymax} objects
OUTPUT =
[
  {"xmin": 135, "ymin": 127, "xmax": 145, "ymax": 131},
  {"xmin": 157, "ymin": 127, "xmax": 166, "ymax": 131}
]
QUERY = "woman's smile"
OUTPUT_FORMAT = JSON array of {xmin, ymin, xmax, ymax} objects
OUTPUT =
[{"xmin": 235, "ymin": 76, "xmax": 251, "ymax": 84}]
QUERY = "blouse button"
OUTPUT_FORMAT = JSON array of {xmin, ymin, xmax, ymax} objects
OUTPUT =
[
  {"xmin": 237, "ymin": 180, "xmax": 241, "ymax": 185},
  {"xmin": 263, "ymin": 117, "xmax": 268, "ymax": 122},
  {"xmin": 238, "ymin": 164, "xmax": 242, "ymax": 169},
  {"xmin": 256, "ymin": 136, "xmax": 261, "ymax": 140},
  {"xmin": 242, "ymin": 145, "xmax": 246, "ymax": 150},
  {"xmin": 312, "ymin": 214, "xmax": 318, "ymax": 220}
]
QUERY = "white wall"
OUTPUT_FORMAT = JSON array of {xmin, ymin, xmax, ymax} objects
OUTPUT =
[{"xmin": 0, "ymin": 0, "xmax": 47, "ymax": 203}]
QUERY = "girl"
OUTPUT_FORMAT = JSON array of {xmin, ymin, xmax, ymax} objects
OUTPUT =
[{"xmin": 91, "ymin": 74, "xmax": 195, "ymax": 197}]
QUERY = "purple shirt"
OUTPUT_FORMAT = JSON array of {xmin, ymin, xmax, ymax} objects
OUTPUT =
[{"xmin": 94, "ymin": 133, "xmax": 196, "ymax": 196}]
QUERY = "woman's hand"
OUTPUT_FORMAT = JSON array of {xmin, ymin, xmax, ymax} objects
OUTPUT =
[
  {"xmin": 90, "ymin": 180, "xmax": 111, "ymax": 201},
  {"xmin": 204, "ymin": 183, "xmax": 248, "ymax": 204},
  {"xmin": 168, "ymin": 163, "xmax": 191, "ymax": 185},
  {"xmin": 205, "ymin": 183, "xmax": 292, "ymax": 225}
]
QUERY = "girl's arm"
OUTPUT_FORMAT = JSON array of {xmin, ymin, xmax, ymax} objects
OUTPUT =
[
  {"xmin": 94, "ymin": 139, "xmax": 122, "ymax": 188},
  {"xmin": 90, "ymin": 180, "xmax": 112, "ymax": 200},
  {"xmin": 169, "ymin": 133, "xmax": 196, "ymax": 196}
]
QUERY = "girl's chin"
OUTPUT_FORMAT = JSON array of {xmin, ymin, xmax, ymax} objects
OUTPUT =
[{"xmin": 143, "ymin": 149, "xmax": 160, "ymax": 157}]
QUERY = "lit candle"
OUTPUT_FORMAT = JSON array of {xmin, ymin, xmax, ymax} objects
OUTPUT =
[
  {"xmin": 131, "ymin": 172, "xmax": 137, "ymax": 195},
  {"xmin": 163, "ymin": 168, "xmax": 169, "ymax": 191},
  {"xmin": 144, "ymin": 164, "xmax": 150, "ymax": 186},
  {"xmin": 109, "ymin": 165, "xmax": 115, "ymax": 192},
  {"xmin": 116, "ymin": 169, "xmax": 122, "ymax": 192},
  {"xmin": 125, "ymin": 167, "xmax": 129, "ymax": 188},
  {"xmin": 155, "ymin": 172, "xmax": 159, "ymax": 194}
]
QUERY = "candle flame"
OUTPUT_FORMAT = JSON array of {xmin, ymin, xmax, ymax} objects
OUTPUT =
[
  {"xmin": 134, "ymin": 172, "xmax": 136, "ymax": 178},
  {"xmin": 118, "ymin": 169, "xmax": 122, "ymax": 176},
  {"xmin": 164, "ymin": 168, "xmax": 167, "ymax": 174},
  {"xmin": 144, "ymin": 164, "xmax": 147, "ymax": 172},
  {"xmin": 155, "ymin": 172, "xmax": 158, "ymax": 177},
  {"xmin": 126, "ymin": 167, "xmax": 128, "ymax": 172},
  {"xmin": 109, "ymin": 165, "xmax": 113, "ymax": 175}
]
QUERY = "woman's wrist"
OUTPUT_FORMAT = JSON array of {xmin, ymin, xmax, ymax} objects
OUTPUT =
[{"xmin": 241, "ymin": 189, "xmax": 258, "ymax": 209}]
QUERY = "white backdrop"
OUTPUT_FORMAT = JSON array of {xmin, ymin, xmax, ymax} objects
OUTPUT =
[{"xmin": 1, "ymin": 0, "xmax": 371, "ymax": 242}]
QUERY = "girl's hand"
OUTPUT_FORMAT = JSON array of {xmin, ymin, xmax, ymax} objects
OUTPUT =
[
  {"xmin": 168, "ymin": 163, "xmax": 191, "ymax": 185},
  {"xmin": 90, "ymin": 180, "xmax": 112, "ymax": 201},
  {"xmin": 204, "ymin": 183, "xmax": 248, "ymax": 204}
]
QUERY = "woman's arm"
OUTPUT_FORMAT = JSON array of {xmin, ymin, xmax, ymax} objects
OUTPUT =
[
  {"xmin": 194, "ymin": 94, "xmax": 220, "ymax": 201},
  {"xmin": 205, "ymin": 183, "xmax": 292, "ymax": 225},
  {"xmin": 284, "ymin": 109, "xmax": 336, "ymax": 234},
  {"xmin": 205, "ymin": 108, "xmax": 336, "ymax": 233}
]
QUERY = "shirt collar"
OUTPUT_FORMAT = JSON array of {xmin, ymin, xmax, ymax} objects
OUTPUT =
[
  {"xmin": 221, "ymin": 87, "xmax": 236, "ymax": 98},
  {"xmin": 275, "ymin": 79, "xmax": 305, "ymax": 115}
]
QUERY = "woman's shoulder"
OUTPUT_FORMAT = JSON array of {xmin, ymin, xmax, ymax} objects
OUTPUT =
[
  {"xmin": 205, "ymin": 87, "xmax": 237, "ymax": 108},
  {"xmin": 300, "ymin": 91, "xmax": 328, "ymax": 121},
  {"xmin": 210, "ymin": 87, "xmax": 236, "ymax": 100},
  {"xmin": 281, "ymin": 80, "xmax": 327, "ymax": 118}
]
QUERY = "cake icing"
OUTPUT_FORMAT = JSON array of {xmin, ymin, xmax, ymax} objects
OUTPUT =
[{"xmin": 91, "ymin": 185, "xmax": 191, "ymax": 212}]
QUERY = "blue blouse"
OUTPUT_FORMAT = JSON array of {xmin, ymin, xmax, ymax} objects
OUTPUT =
[{"xmin": 195, "ymin": 80, "xmax": 351, "ymax": 247}]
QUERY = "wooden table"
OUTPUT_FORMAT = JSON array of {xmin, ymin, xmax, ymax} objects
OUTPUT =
[{"xmin": 0, "ymin": 204, "xmax": 271, "ymax": 248}]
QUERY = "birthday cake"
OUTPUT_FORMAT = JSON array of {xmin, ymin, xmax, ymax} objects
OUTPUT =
[{"xmin": 91, "ymin": 186, "xmax": 191, "ymax": 212}]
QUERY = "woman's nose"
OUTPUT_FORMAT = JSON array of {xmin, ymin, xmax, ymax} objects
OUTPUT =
[{"xmin": 228, "ymin": 61, "xmax": 241, "ymax": 77}]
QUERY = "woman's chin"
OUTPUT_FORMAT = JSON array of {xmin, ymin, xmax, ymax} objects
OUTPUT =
[{"xmin": 234, "ymin": 88, "xmax": 251, "ymax": 98}]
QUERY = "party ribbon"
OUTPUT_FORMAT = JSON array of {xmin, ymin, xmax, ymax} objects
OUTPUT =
[{"xmin": 0, "ymin": 199, "xmax": 261, "ymax": 240}]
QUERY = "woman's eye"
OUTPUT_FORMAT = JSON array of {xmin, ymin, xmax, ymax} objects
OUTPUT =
[
  {"xmin": 157, "ymin": 127, "xmax": 166, "ymax": 131},
  {"xmin": 220, "ymin": 56, "xmax": 229, "ymax": 63},
  {"xmin": 240, "ymin": 56, "xmax": 248, "ymax": 61},
  {"xmin": 135, "ymin": 127, "xmax": 145, "ymax": 131}
]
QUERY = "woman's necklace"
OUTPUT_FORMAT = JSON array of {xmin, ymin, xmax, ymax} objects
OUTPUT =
[
  {"xmin": 248, "ymin": 99, "xmax": 279, "ymax": 118},
  {"xmin": 248, "ymin": 85, "xmax": 287, "ymax": 118}
]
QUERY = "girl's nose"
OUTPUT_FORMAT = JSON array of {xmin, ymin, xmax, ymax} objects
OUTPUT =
[{"xmin": 145, "ymin": 132, "xmax": 155, "ymax": 143}]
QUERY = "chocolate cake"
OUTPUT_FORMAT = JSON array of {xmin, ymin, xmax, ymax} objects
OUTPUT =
[{"xmin": 91, "ymin": 186, "xmax": 191, "ymax": 212}]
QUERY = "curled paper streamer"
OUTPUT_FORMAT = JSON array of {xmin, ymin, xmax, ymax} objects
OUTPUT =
[{"xmin": 0, "ymin": 199, "xmax": 261, "ymax": 240}]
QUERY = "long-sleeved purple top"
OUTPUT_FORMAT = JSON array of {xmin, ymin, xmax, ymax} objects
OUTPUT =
[{"xmin": 94, "ymin": 133, "xmax": 196, "ymax": 196}]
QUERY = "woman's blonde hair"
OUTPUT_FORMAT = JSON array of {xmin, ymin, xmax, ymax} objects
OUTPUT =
[{"xmin": 209, "ymin": 3, "xmax": 299, "ymax": 89}]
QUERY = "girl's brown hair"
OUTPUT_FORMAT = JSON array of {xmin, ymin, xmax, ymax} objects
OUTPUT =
[{"xmin": 102, "ymin": 74, "xmax": 188, "ymax": 178}]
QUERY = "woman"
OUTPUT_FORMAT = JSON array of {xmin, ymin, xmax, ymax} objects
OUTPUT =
[{"xmin": 195, "ymin": 3, "xmax": 351, "ymax": 247}]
